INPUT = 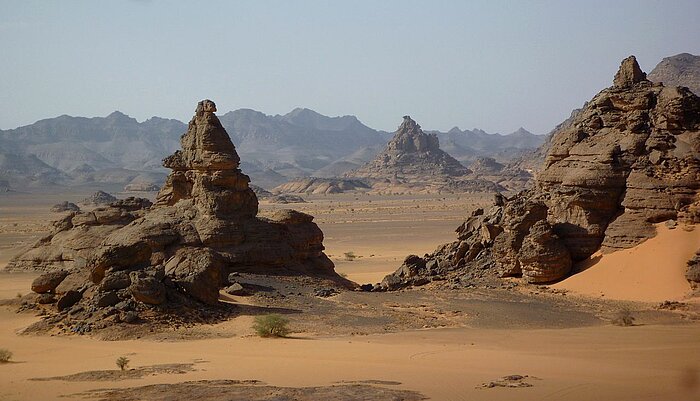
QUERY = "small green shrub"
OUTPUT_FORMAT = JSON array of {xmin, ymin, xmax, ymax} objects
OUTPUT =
[
  {"xmin": 253, "ymin": 314, "xmax": 291, "ymax": 338},
  {"xmin": 343, "ymin": 251, "xmax": 357, "ymax": 261},
  {"xmin": 0, "ymin": 349, "xmax": 13, "ymax": 363},
  {"xmin": 611, "ymin": 308, "xmax": 636, "ymax": 326},
  {"xmin": 116, "ymin": 356, "xmax": 130, "ymax": 371}
]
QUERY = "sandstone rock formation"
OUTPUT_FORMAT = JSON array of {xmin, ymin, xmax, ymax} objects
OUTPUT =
[
  {"xmin": 8, "ymin": 100, "xmax": 345, "ymax": 332},
  {"xmin": 648, "ymin": 53, "xmax": 700, "ymax": 96},
  {"xmin": 346, "ymin": 116, "xmax": 503, "ymax": 193},
  {"xmin": 380, "ymin": 56, "xmax": 700, "ymax": 289},
  {"xmin": 8, "ymin": 197, "xmax": 153, "ymax": 272}
]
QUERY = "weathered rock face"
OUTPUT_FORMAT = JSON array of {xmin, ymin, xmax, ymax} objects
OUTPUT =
[
  {"xmin": 155, "ymin": 99, "xmax": 257, "ymax": 220},
  {"xmin": 7, "ymin": 197, "xmax": 153, "ymax": 272},
  {"xmin": 539, "ymin": 55, "xmax": 700, "ymax": 255},
  {"xmin": 346, "ymin": 116, "xmax": 502, "ymax": 193},
  {"xmin": 613, "ymin": 55, "xmax": 647, "ymax": 87},
  {"xmin": 380, "ymin": 56, "xmax": 700, "ymax": 289},
  {"xmin": 9, "ymin": 100, "xmax": 345, "ymax": 331}
]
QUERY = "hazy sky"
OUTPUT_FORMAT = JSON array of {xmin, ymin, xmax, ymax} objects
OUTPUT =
[{"xmin": 1, "ymin": 1, "xmax": 699, "ymax": 134}]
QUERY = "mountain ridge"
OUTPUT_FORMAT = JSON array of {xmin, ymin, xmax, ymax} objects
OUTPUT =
[{"xmin": 0, "ymin": 108, "xmax": 544, "ymax": 191}]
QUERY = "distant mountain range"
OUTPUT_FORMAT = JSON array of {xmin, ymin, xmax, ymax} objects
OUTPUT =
[{"xmin": 0, "ymin": 107, "xmax": 544, "ymax": 191}]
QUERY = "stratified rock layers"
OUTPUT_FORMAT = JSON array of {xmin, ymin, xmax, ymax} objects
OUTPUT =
[
  {"xmin": 9, "ymin": 100, "xmax": 340, "ymax": 314},
  {"xmin": 382, "ymin": 56, "xmax": 700, "ymax": 288}
]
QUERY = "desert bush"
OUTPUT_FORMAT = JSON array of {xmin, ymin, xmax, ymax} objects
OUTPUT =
[
  {"xmin": 343, "ymin": 251, "xmax": 357, "ymax": 261},
  {"xmin": 116, "ymin": 356, "xmax": 130, "ymax": 371},
  {"xmin": 611, "ymin": 308, "xmax": 636, "ymax": 326},
  {"xmin": 0, "ymin": 349, "xmax": 13, "ymax": 363},
  {"xmin": 253, "ymin": 314, "xmax": 291, "ymax": 338}
]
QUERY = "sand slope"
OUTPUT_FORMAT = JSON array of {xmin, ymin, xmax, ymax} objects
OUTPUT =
[{"xmin": 554, "ymin": 224, "xmax": 699, "ymax": 302}]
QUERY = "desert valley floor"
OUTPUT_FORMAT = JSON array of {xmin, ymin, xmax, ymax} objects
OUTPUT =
[{"xmin": 1, "ymin": 189, "xmax": 699, "ymax": 401}]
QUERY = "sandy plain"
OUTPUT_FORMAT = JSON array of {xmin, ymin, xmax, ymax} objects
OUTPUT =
[{"xmin": 1, "ymin": 189, "xmax": 699, "ymax": 400}]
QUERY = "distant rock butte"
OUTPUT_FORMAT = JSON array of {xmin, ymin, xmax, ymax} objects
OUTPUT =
[
  {"xmin": 273, "ymin": 177, "xmax": 371, "ymax": 195},
  {"xmin": 50, "ymin": 201, "xmax": 80, "ymax": 213},
  {"xmin": 380, "ymin": 55, "xmax": 700, "ymax": 289},
  {"xmin": 8, "ymin": 100, "xmax": 347, "ymax": 332},
  {"xmin": 81, "ymin": 190, "xmax": 117, "ymax": 205},
  {"xmin": 345, "ymin": 116, "xmax": 503, "ymax": 193}
]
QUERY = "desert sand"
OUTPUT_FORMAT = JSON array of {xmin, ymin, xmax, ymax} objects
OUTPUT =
[
  {"xmin": 1, "ymin": 190, "xmax": 699, "ymax": 400},
  {"xmin": 554, "ymin": 224, "xmax": 700, "ymax": 302}
]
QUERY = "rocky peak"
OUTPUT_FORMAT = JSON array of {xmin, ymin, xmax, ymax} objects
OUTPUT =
[
  {"xmin": 386, "ymin": 115, "xmax": 440, "ymax": 153},
  {"xmin": 156, "ymin": 99, "xmax": 256, "ymax": 218},
  {"xmin": 613, "ymin": 55, "xmax": 647, "ymax": 88}
]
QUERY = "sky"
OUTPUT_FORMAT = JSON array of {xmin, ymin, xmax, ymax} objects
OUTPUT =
[{"xmin": 1, "ymin": 0, "xmax": 699, "ymax": 135}]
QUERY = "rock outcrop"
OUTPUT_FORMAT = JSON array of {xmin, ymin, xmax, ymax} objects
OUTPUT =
[
  {"xmin": 9, "ymin": 100, "xmax": 346, "ymax": 332},
  {"xmin": 346, "ymin": 116, "xmax": 503, "ymax": 193},
  {"xmin": 81, "ymin": 190, "xmax": 118, "ymax": 205},
  {"xmin": 269, "ymin": 194, "xmax": 307, "ymax": 204},
  {"xmin": 273, "ymin": 177, "xmax": 371, "ymax": 195},
  {"xmin": 8, "ymin": 197, "xmax": 153, "ymax": 272},
  {"xmin": 648, "ymin": 53, "xmax": 700, "ymax": 96},
  {"xmin": 50, "ymin": 201, "xmax": 80, "ymax": 212},
  {"xmin": 468, "ymin": 157, "xmax": 533, "ymax": 192},
  {"xmin": 687, "ymin": 250, "xmax": 700, "ymax": 290},
  {"xmin": 380, "ymin": 56, "xmax": 700, "ymax": 289}
]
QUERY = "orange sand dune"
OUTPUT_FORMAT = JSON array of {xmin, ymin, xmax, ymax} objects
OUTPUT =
[{"xmin": 554, "ymin": 224, "xmax": 699, "ymax": 302}]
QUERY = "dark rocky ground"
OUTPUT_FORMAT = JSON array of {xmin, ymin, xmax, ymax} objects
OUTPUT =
[
  {"xmin": 4, "ymin": 270, "xmax": 696, "ymax": 341},
  {"xmin": 70, "ymin": 379, "xmax": 427, "ymax": 401}
]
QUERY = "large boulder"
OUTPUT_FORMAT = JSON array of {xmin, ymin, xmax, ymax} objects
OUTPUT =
[
  {"xmin": 128, "ymin": 271, "xmax": 166, "ymax": 305},
  {"xmin": 518, "ymin": 221, "xmax": 572, "ymax": 283},
  {"xmin": 164, "ymin": 248, "xmax": 223, "ymax": 305},
  {"xmin": 31, "ymin": 270, "xmax": 69, "ymax": 294}
]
